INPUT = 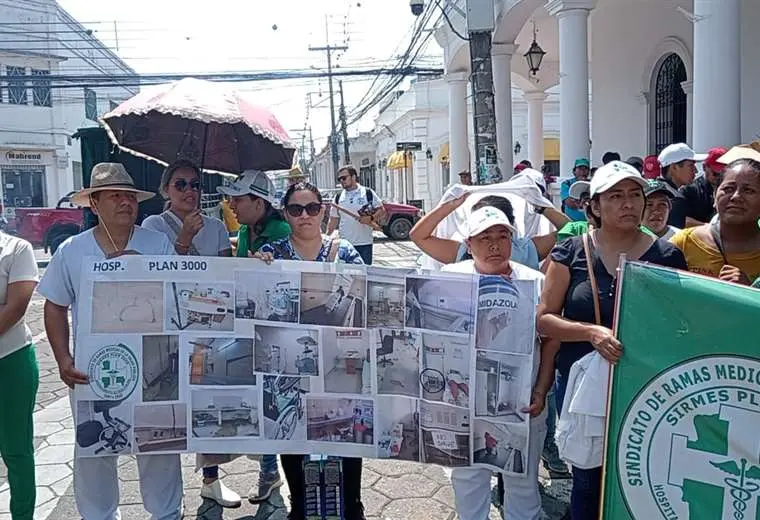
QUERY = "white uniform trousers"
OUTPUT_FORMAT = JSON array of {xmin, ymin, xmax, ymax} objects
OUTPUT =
[
  {"xmin": 70, "ymin": 396, "xmax": 183, "ymax": 519},
  {"xmin": 74, "ymin": 453, "xmax": 183, "ymax": 520},
  {"xmin": 451, "ymin": 412, "xmax": 547, "ymax": 520}
]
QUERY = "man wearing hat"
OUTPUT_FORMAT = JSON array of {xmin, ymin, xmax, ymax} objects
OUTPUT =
[
  {"xmin": 458, "ymin": 170, "xmax": 473, "ymax": 186},
  {"xmin": 285, "ymin": 166, "xmax": 306, "ymax": 187},
  {"xmin": 679, "ymin": 147, "xmax": 727, "ymax": 226},
  {"xmin": 560, "ymin": 158, "xmax": 591, "ymax": 222},
  {"xmin": 443, "ymin": 206, "xmax": 548, "ymax": 520},
  {"xmin": 657, "ymin": 142, "xmax": 708, "ymax": 227},
  {"xmin": 642, "ymin": 179, "xmax": 680, "ymax": 240},
  {"xmin": 38, "ymin": 164, "xmax": 184, "ymax": 519}
]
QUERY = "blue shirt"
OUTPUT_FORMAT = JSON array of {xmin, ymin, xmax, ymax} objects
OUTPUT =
[
  {"xmin": 258, "ymin": 235, "xmax": 364, "ymax": 264},
  {"xmin": 456, "ymin": 236, "xmax": 540, "ymax": 270},
  {"xmin": 560, "ymin": 178, "xmax": 587, "ymax": 222}
]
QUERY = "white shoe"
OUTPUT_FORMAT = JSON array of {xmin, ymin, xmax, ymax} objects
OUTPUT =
[{"xmin": 201, "ymin": 479, "xmax": 242, "ymax": 508}]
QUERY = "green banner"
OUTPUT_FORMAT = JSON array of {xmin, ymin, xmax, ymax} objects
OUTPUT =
[{"xmin": 602, "ymin": 262, "xmax": 760, "ymax": 520}]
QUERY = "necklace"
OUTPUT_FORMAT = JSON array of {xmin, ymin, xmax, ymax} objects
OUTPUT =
[{"xmin": 101, "ymin": 224, "xmax": 134, "ymax": 256}]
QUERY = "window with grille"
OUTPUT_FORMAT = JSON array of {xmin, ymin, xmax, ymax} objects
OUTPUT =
[
  {"xmin": 7, "ymin": 66, "xmax": 27, "ymax": 105},
  {"xmin": 653, "ymin": 53, "xmax": 687, "ymax": 154},
  {"xmin": 31, "ymin": 69, "xmax": 51, "ymax": 107},
  {"xmin": 84, "ymin": 88, "xmax": 98, "ymax": 121}
]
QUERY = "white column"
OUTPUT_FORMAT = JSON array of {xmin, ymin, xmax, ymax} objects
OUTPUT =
[
  {"xmin": 692, "ymin": 0, "xmax": 740, "ymax": 150},
  {"xmin": 524, "ymin": 92, "xmax": 547, "ymax": 170},
  {"xmin": 492, "ymin": 43, "xmax": 515, "ymax": 177},
  {"xmin": 547, "ymin": 0, "xmax": 594, "ymax": 177},
  {"xmin": 446, "ymin": 72, "xmax": 469, "ymax": 184},
  {"xmin": 680, "ymin": 80, "xmax": 694, "ymax": 146}
]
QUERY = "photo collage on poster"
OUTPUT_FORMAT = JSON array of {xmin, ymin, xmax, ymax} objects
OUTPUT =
[
  {"xmin": 73, "ymin": 256, "xmax": 536, "ymax": 475},
  {"xmin": 471, "ymin": 275, "xmax": 538, "ymax": 476}
]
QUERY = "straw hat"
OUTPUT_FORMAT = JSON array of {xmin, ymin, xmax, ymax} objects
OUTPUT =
[
  {"xmin": 285, "ymin": 166, "xmax": 306, "ymax": 180},
  {"xmin": 717, "ymin": 140, "xmax": 760, "ymax": 165},
  {"xmin": 70, "ymin": 163, "xmax": 155, "ymax": 207}
]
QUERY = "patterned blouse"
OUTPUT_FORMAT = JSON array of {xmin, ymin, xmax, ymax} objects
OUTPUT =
[{"xmin": 258, "ymin": 235, "xmax": 364, "ymax": 264}]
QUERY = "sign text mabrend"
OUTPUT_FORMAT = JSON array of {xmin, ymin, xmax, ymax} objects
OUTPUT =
[{"xmin": 4, "ymin": 150, "xmax": 44, "ymax": 164}]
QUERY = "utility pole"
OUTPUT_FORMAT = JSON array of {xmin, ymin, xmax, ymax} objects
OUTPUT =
[
  {"xmin": 309, "ymin": 15, "xmax": 348, "ymax": 176},
  {"xmin": 466, "ymin": 0, "xmax": 500, "ymax": 184},
  {"xmin": 338, "ymin": 80, "xmax": 350, "ymax": 165}
]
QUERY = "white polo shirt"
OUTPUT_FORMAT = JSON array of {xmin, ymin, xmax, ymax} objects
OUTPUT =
[
  {"xmin": 37, "ymin": 226, "xmax": 173, "ymax": 351},
  {"xmin": 329, "ymin": 185, "xmax": 382, "ymax": 246},
  {"xmin": 0, "ymin": 233, "xmax": 39, "ymax": 359}
]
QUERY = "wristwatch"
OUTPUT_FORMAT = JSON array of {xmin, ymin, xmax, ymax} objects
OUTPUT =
[{"xmin": 535, "ymin": 206, "xmax": 546, "ymax": 215}]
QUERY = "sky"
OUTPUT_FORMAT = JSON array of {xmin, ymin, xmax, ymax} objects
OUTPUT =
[{"xmin": 56, "ymin": 0, "xmax": 444, "ymax": 156}]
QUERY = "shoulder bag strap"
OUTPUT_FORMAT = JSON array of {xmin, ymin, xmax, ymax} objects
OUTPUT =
[
  {"xmin": 582, "ymin": 232, "xmax": 602, "ymax": 326},
  {"xmin": 161, "ymin": 212, "xmax": 200, "ymax": 256},
  {"xmin": 710, "ymin": 221, "xmax": 729, "ymax": 265},
  {"xmin": 327, "ymin": 237, "xmax": 341, "ymax": 262}
]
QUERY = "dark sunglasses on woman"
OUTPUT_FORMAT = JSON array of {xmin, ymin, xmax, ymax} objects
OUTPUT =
[
  {"xmin": 285, "ymin": 202, "xmax": 322, "ymax": 217},
  {"xmin": 173, "ymin": 179, "xmax": 201, "ymax": 191}
]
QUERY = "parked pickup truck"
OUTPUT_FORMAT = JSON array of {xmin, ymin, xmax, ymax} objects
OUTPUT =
[
  {"xmin": 380, "ymin": 201, "xmax": 424, "ymax": 240},
  {"xmin": 320, "ymin": 188, "xmax": 424, "ymax": 241},
  {"xmin": 7, "ymin": 192, "xmax": 84, "ymax": 254}
]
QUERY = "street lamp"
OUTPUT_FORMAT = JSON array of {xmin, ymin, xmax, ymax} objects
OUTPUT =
[{"xmin": 524, "ymin": 22, "xmax": 546, "ymax": 76}]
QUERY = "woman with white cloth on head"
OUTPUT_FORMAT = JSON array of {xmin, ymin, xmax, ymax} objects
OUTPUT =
[
  {"xmin": 443, "ymin": 205, "xmax": 549, "ymax": 520},
  {"xmin": 537, "ymin": 162, "xmax": 687, "ymax": 520},
  {"xmin": 410, "ymin": 192, "xmax": 569, "ymax": 271}
]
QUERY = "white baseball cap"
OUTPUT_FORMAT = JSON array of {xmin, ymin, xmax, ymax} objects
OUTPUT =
[
  {"xmin": 589, "ymin": 161, "xmax": 649, "ymax": 197},
  {"xmin": 657, "ymin": 143, "xmax": 708, "ymax": 167},
  {"xmin": 466, "ymin": 207, "xmax": 515, "ymax": 238},
  {"xmin": 569, "ymin": 180, "xmax": 591, "ymax": 200},
  {"xmin": 217, "ymin": 169, "xmax": 278, "ymax": 205}
]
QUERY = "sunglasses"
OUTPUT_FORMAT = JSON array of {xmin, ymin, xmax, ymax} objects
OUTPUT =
[
  {"xmin": 337, "ymin": 175, "xmax": 350, "ymax": 181},
  {"xmin": 285, "ymin": 202, "xmax": 322, "ymax": 217},
  {"xmin": 172, "ymin": 179, "xmax": 201, "ymax": 191}
]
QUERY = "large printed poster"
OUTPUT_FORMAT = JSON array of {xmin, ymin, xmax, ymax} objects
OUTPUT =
[
  {"xmin": 602, "ymin": 262, "xmax": 760, "ymax": 519},
  {"xmin": 73, "ymin": 256, "xmax": 538, "ymax": 476}
]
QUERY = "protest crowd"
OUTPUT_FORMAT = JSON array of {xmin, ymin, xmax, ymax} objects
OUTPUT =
[{"xmin": 1, "ymin": 78, "xmax": 760, "ymax": 520}]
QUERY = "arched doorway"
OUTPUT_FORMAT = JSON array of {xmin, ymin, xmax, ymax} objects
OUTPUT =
[{"xmin": 652, "ymin": 53, "xmax": 687, "ymax": 154}]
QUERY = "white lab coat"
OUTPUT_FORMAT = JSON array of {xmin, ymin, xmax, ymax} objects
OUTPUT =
[{"xmin": 554, "ymin": 352, "xmax": 610, "ymax": 469}]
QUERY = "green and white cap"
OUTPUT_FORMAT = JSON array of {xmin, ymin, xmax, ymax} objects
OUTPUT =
[
  {"xmin": 217, "ymin": 169, "xmax": 278, "ymax": 206},
  {"xmin": 466, "ymin": 207, "xmax": 515, "ymax": 238}
]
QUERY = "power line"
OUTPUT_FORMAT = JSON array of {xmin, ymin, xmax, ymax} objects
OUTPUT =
[{"xmin": 0, "ymin": 66, "xmax": 443, "ymax": 89}]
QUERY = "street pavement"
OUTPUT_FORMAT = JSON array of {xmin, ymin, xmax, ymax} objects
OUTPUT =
[{"xmin": 1, "ymin": 240, "xmax": 570, "ymax": 519}]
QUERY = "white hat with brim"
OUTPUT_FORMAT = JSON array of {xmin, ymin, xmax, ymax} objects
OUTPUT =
[
  {"xmin": 717, "ymin": 144, "xmax": 760, "ymax": 165},
  {"xmin": 217, "ymin": 169, "xmax": 279, "ymax": 206},
  {"xmin": 657, "ymin": 142, "xmax": 708, "ymax": 167},
  {"xmin": 569, "ymin": 180, "xmax": 591, "ymax": 200},
  {"xmin": 70, "ymin": 163, "xmax": 155, "ymax": 207},
  {"xmin": 589, "ymin": 161, "xmax": 649, "ymax": 198},
  {"xmin": 466, "ymin": 207, "xmax": 516, "ymax": 238}
]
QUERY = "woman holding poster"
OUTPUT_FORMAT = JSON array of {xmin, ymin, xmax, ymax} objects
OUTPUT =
[
  {"xmin": 142, "ymin": 159, "xmax": 246, "ymax": 508},
  {"xmin": 538, "ymin": 162, "xmax": 686, "ymax": 520},
  {"xmin": 256, "ymin": 182, "xmax": 365, "ymax": 520},
  {"xmin": 442, "ymin": 205, "xmax": 548, "ymax": 520}
]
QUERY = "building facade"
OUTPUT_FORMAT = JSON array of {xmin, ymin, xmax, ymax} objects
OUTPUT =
[
  {"xmin": 313, "ymin": 77, "xmax": 560, "ymax": 212},
  {"xmin": 436, "ymin": 0, "xmax": 758, "ymax": 178},
  {"xmin": 0, "ymin": 0, "xmax": 136, "ymax": 213}
]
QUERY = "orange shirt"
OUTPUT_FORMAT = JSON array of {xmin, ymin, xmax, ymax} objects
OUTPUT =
[{"xmin": 670, "ymin": 227, "xmax": 760, "ymax": 281}]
